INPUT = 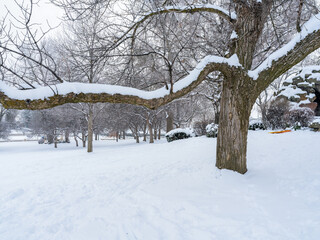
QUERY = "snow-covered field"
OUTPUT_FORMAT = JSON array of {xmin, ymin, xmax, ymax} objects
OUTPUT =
[{"xmin": 0, "ymin": 131, "xmax": 319, "ymax": 240}]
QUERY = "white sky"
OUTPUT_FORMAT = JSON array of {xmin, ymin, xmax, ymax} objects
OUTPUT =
[
  {"xmin": 0, "ymin": 0, "xmax": 63, "ymax": 32},
  {"xmin": 1, "ymin": 0, "xmax": 320, "ymax": 34}
]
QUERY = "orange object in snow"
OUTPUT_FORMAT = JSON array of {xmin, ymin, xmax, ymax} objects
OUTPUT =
[{"xmin": 269, "ymin": 130, "xmax": 292, "ymax": 134}]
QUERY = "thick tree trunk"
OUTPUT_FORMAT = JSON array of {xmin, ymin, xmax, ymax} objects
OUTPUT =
[
  {"xmin": 158, "ymin": 128, "xmax": 161, "ymax": 139},
  {"xmin": 123, "ymin": 131, "xmax": 125, "ymax": 139},
  {"xmin": 87, "ymin": 105, "xmax": 93, "ymax": 152},
  {"xmin": 216, "ymin": 81, "xmax": 253, "ymax": 174},
  {"xmin": 116, "ymin": 131, "xmax": 119, "ymax": 142}
]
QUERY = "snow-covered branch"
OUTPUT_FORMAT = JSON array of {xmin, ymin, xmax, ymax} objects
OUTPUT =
[
  {"xmin": 249, "ymin": 13, "xmax": 320, "ymax": 86},
  {"xmin": 0, "ymin": 55, "xmax": 242, "ymax": 110}
]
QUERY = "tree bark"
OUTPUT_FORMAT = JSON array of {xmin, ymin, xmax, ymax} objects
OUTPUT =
[
  {"xmin": 216, "ymin": 79, "xmax": 254, "ymax": 174},
  {"xmin": 87, "ymin": 105, "xmax": 93, "ymax": 152},
  {"xmin": 123, "ymin": 131, "xmax": 125, "ymax": 139},
  {"xmin": 158, "ymin": 128, "xmax": 161, "ymax": 140},
  {"xmin": 215, "ymin": 2, "xmax": 270, "ymax": 173}
]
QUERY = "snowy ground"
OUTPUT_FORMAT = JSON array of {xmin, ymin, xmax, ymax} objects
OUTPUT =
[{"xmin": 0, "ymin": 131, "xmax": 319, "ymax": 240}]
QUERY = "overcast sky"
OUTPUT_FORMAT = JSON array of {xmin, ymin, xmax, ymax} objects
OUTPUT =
[
  {"xmin": 0, "ymin": 0, "xmax": 63, "ymax": 31},
  {"xmin": 1, "ymin": 0, "xmax": 320, "ymax": 32}
]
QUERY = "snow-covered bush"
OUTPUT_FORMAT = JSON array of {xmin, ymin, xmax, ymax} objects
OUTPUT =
[
  {"xmin": 309, "ymin": 117, "xmax": 320, "ymax": 131},
  {"xmin": 288, "ymin": 107, "xmax": 314, "ymax": 129},
  {"xmin": 165, "ymin": 128, "xmax": 195, "ymax": 142},
  {"xmin": 206, "ymin": 123, "xmax": 218, "ymax": 138},
  {"xmin": 249, "ymin": 119, "xmax": 266, "ymax": 130},
  {"xmin": 266, "ymin": 99, "xmax": 291, "ymax": 129},
  {"xmin": 266, "ymin": 98, "xmax": 314, "ymax": 129},
  {"xmin": 193, "ymin": 120, "xmax": 212, "ymax": 136}
]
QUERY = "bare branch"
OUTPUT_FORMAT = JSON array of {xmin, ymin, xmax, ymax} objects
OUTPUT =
[
  {"xmin": 296, "ymin": 0, "xmax": 304, "ymax": 32},
  {"xmin": 108, "ymin": 4, "xmax": 236, "ymax": 53}
]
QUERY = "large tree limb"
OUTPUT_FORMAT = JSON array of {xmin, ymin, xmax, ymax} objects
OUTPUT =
[
  {"xmin": 0, "ymin": 55, "xmax": 242, "ymax": 110},
  {"xmin": 250, "ymin": 13, "xmax": 320, "ymax": 91}
]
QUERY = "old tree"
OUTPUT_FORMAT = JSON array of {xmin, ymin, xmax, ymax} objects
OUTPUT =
[{"xmin": 1, "ymin": 0, "xmax": 320, "ymax": 173}]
